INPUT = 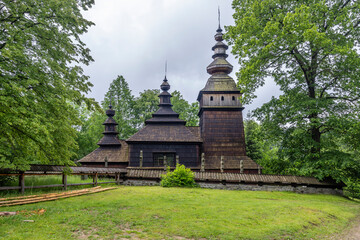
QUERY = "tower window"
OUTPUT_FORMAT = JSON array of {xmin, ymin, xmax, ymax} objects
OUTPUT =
[
  {"xmin": 210, "ymin": 96, "xmax": 213, "ymax": 101},
  {"xmin": 221, "ymin": 96, "xmax": 224, "ymax": 101},
  {"xmin": 232, "ymin": 96, "xmax": 235, "ymax": 101}
]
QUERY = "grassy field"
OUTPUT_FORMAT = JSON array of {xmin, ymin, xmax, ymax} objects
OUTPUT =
[{"xmin": 0, "ymin": 186, "xmax": 359, "ymax": 239}]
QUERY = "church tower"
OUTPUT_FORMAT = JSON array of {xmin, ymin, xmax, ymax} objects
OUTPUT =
[{"xmin": 197, "ymin": 22, "xmax": 260, "ymax": 173}]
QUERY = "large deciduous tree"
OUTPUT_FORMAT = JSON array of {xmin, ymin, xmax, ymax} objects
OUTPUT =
[
  {"xmin": 0, "ymin": 0, "xmax": 97, "ymax": 170},
  {"xmin": 226, "ymin": 0, "xmax": 360, "ymax": 182}
]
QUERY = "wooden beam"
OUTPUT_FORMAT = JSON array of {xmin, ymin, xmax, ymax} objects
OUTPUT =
[
  {"xmin": 62, "ymin": 174, "xmax": 67, "ymax": 191},
  {"xmin": 93, "ymin": 173, "xmax": 98, "ymax": 186},
  {"xmin": 19, "ymin": 172, "xmax": 25, "ymax": 194}
]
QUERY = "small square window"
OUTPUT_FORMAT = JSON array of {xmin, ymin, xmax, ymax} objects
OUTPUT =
[
  {"xmin": 210, "ymin": 96, "xmax": 213, "ymax": 101},
  {"xmin": 221, "ymin": 96, "xmax": 224, "ymax": 101},
  {"xmin": 153, "ymin": 153, "xmax": 175, "ymax": 167}
]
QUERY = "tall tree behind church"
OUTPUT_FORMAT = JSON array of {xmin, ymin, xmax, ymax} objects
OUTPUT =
[{"xmin": 103, "ymin": 76, "xmax": 138, "ymax": 139}]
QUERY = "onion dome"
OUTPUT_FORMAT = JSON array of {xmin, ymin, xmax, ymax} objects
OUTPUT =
[
  {"xmin": 197, "ymin": 22, "xmax": 239, "ymax": 101},
  {"xmin": 97, "ymin": 104, "xmax": 122, "ymax": 146},
  {"xmin": 206, "ymin": 26, "xmax": 233, "ymax": 75}
]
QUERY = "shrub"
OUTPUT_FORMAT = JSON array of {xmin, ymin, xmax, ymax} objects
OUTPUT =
[
  {"xmin": 0, "ymin": 176, "xmax": 16, "ymax": 186},
  {"xmin": 344, "ymin": 181, "xmax": 360, "ymax": 200},
  {"xmin": 160, "ymin": 164, "xmax": 198, "ymax": 188}
]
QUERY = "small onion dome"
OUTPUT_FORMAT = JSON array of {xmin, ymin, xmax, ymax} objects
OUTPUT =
[{"xmin": 160, "ymin": 76, "xmax": 170, "ymax": 92}]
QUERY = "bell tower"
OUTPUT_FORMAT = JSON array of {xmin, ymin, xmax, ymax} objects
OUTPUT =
[{"xmin": 197, "ymin": 20, "xmax": 259, "ymax": 173}]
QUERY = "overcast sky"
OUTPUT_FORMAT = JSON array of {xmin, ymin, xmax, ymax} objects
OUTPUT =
[{"xmin": 81, "ymin": 0, "xmax": 279, "ymax": 115}]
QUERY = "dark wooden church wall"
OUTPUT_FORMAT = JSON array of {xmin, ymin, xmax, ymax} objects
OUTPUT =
[
  {"xmin": 129, "ymin": 143, "xmax": 200, "ymax": 167},
  {"xmin": 200, "ymin": 110, "xmax": 246, "ymax": 157}
]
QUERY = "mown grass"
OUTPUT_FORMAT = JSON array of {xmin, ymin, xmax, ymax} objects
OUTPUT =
[{"xmin": 0, "ymin": 186, "xmax": 359, "ymax": 240}]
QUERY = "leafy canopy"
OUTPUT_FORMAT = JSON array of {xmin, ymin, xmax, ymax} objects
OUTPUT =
[
  {"xmin": 0, "ymin": 0, "xmax": 98, "ymax": 170},
  {"xmin": 226, "ymin": 0, "xmax": 360, "ymax": 182}
]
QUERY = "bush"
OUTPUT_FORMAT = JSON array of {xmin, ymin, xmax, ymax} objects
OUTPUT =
[
  {"xmin": 160, "ymin": 164, "xmax": 198, "ymax": 188},
  {"xmin": 344, "ymin": 181, "xmax": 360, "ymax": 200},
  {"xmin": 0, "ymin": 176, "xmax": 16, "ymax": 186}
]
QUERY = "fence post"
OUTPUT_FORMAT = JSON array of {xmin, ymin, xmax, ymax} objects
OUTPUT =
[
  {"xmin": 93, "ymin": 172, "xmax": 98, "ymax": 186},
  {"xmin": 62, "ymin": 174, "xmax": 67, "ymax": 190},
  {"xmin": 19, "ymin": 172, "xmax": 25, "ymax": 194},
  {"xmin": 115, "ymin": 173, "xmax": 120, "ymax": 185}
]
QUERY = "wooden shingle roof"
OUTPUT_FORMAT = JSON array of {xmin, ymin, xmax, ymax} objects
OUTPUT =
[{"xmin": 78, "ymin": 140, "xmax": 128, "ymax": 163}]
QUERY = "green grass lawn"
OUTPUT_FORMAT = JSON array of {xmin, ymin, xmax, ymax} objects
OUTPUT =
[{"xmin": 0, "ymin": 186, "xmax": 359, "ymax": 239}]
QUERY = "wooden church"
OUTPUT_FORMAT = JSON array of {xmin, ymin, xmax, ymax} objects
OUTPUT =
[{"xmin": 79, "ymin": 24, "xmax": 261, "ymax": 174}]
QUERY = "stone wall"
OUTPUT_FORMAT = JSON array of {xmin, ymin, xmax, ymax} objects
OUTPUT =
[
  {"xmin": 197, "ymin": 182, "xmax": 343, "ymax": 195},
  {"xmin": 122, "ymin": 179, "xmax": 343, "ymax": 196},
  {"xmin": 123, "ymin": 179, "xmax": 160, "ymax": 186}
]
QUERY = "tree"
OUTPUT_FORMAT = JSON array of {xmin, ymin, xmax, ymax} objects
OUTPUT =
[
  {"xmin": 244, "ymin": 116, "xmax": 284, "ymax": 175},
  {"xmin": 133, "ymin": 89, "xmax": 160, "ymax": 129},
  {"xmin": 171, "ymin": 90, "xmax": 199, "ymax": 127},
  {"xmin": 226, "ymin": 0, "xmax": 360, "ymax": 182},
  {"xmin": 133, "ymin": 89, "xmax": 200, "ymax": 128},
  {"xmin": 0, "ymin": 0, "xmax": 97, "ymax": 170},
  {"xmin": 74, "ymin": 105, "xmax": 104, "ymax": 160},
  {"xmin": 103, "ymin": 75, "xmax": 137, "ymax": 139}
]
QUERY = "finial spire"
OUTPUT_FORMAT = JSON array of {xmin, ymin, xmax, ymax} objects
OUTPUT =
[
  {"xmin": 218, "ymin": 6, "xmax": 221, "ymax": 30},
  {"xmin": 108, "ymin": 92, "xmax": 113, "ymax": 109},
  {"xmin": 164, "ymin": 60, "xmax": 167, "ymax": 81},
  {"xmin": 109, "ymin": 96, "xmax": 113, "ymax": 109}
]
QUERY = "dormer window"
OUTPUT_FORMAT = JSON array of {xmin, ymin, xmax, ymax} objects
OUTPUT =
[
  {"xmin": 210, "ymin": 96, "xmax": 213, "ymax": 101},
  {"xmin": 221, "ymin": 96, "xmax": 224, "ymax": 101},
  {"xmin": 232, "ymin": 96, "xmax": 235, "ymax": 101}
]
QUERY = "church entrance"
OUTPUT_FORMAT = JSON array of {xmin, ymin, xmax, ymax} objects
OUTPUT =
[{"xmin": 153, "ymin": 153, "xmax": 176, "ymax": 167}]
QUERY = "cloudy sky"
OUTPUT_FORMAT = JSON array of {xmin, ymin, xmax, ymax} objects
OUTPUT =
[{"xmin": 81, "ymin": 0, "xmax": 279, "ymax": 115}]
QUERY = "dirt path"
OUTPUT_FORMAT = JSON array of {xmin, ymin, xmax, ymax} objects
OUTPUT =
[{"xmin": 330, "ymin": 217, "xmax": 360, "ymax": 240}]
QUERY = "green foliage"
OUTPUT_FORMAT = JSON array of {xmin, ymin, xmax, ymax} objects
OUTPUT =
[
  {"xmin": 161, "ymin": 164, "xmax": 197, "ymax": 188},
  {"xmin": 133, "ymin": 89, "xmax": 199, "ymax": 128},
  {"xmin": 0, "ymin": 0, "xmax": 98, "ymax": 170},
  {"xmin": 344, "ymin": 181, "xmax": 360, "ymax": 200},
  {"xmin": 0, "ymin": 176, "xmax": 16, "ymax": 186},
  {"xmin": 103, "ymin": 75, "xmax": 138, "ymax": 139},
  {"xmin": 226, "ymin": 0, "xmax": 360, "ymax": 190},
  {"xmin": 133, "ymin": 89, "xmax": 160, "ymax": 128},
  {"xmin": 171, "ymin": 91, "xmax": 199, "ymax": 126},
  {"xmin": 74, "ymin": 106, "xmax": 105, "ymax": 160}
]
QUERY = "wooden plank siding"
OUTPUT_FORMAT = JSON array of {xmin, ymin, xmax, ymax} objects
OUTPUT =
[{"xmin": 128, "ymin": 143, "xmax": 200, "ymax": 168}]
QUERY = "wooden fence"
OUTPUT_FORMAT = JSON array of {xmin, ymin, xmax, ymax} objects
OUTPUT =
[{"xmin": 0, "ymin": 165, "xmax": 127, "ymax": 194}]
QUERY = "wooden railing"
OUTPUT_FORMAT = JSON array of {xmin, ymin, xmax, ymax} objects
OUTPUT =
[{"xmin": 0, "ymin": 165, "xmax": 127, "ymax": 194}]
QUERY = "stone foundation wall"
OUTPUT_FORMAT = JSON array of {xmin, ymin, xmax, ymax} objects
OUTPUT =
[
  {"xmin": 197, "ymin": 182, "xmax": 343, "ymax": 195},
  {"xmin": 123, "ymin": 179, "xmax": 160, "ymax": 186},
  {"xmin": 122, "ymin": 179, "xmax": 343, "ymax": 195}
]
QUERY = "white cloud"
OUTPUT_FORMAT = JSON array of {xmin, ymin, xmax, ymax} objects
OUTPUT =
[{"xmin": 81, "ymin": 0, "xmax": 280, "ymax": 114}]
